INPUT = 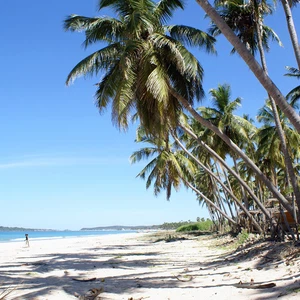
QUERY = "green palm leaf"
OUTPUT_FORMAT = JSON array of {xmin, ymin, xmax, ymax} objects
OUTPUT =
[{"xmin": 167, "ymin": 25, "xmax": 216, "ymax": 53}]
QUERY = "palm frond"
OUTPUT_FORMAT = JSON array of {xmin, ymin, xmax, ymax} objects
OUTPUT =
[
  {"xmin": 66, "ymin": 43, "xmax": 122, "ymax": 85},
  {"xmin": 285, "ymin": 66, "xmax": 300, "ymax": 78},
  {"xmin": 64, "ymin": 15, "xmax": 99, "ymax": 32},
  {"xmin": 155, "ymin": 0, "xmax": 185, "ymax": 23},
  {"xmin": 167, "ymin": 25, "xmax": 216, "ymax": 53},
  {"xmin": 150, "ymin": 33, "xmax": 185, "ymax": 73},
  {"xmin": 83, "ymin": 17, "xmax": 125, "ymax": 46},
  {"xmin": 130, "ymin": 147, "xmax": 159, "ymax": 163},
  {"xmin": 99, "ymin": 0, "xmax": 135, "ymax": 17},
  {"xmin": 286, "ymin": 86, "xmax": 300, "ymax": 107}
]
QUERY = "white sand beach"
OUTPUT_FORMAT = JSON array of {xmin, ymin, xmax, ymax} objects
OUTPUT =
[{"xmin": 1, "ymin": 232, "xmax": 300, "ymax": 299}]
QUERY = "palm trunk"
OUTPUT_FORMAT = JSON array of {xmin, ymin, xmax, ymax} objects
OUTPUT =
[
  {"xmin": 213, "ymin": 160, "xmax": 236, "ymax": 220},
  {"xmin": 281, "ymin": 0, "xmax": 300, "ymax": 70},
  {"xmin": 181, "ymin": 177, "xmax": 237, "ymax": 226},
  {"xmin": 195, "ymin": 0, "xmax": 300, "ymax": 133},
  {"xmin": 255, "ymin": 8, "xmax": 300, "ymax": 222},
  {"xmin": 180, "ymin": 124, "xmax": 277, "ymax": 221},
  {"xmin": 219, "ymin": 162, "xmax": 239, "ymax": 217},
  {"xmin": 172, "ymin": 88, "xmax": 294, "ymax": 216},
  {"xmin": 173, "ymin": 129, "xmax": 263, "ymax": 233},
  {"xmin": 233, "ymin": 155, "xmax": 249, "ymax": 210}
]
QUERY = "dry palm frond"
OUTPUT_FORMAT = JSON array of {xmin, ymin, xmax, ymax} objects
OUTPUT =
[{"xmin": 0, "ymin": 286, "xmax": 16, "ymax": 300}]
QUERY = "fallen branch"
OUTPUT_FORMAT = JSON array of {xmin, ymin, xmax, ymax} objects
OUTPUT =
[
  {"xmin": 234, "ymin": 282, "xmax": 276, "ymax": 289},
  {"xmin": 72, "ymin": 277, "xmax": 97, "ymax": 282},
  {"xmin": 175, "ymin": 275, "xmax": 193, "ymax": 282}
]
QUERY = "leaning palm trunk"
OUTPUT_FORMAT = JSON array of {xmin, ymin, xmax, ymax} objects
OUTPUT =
[
  {"xmin": 181, "ymin": 176, "xmax": 237, "ymax": 226},
  {"xmin": 173, "ymin": 89, "xmax": 294, "ymax": 216},
  {"xmin": 173, "ymin": 131, "xmax": 263, "ymax": 233},
  {"xmin": 281, "ymin": 0, "xmax": 300, "ymax": 69},
  {"xmin": 219, "ymin": 162, "xmax": 239, "ymax": 215},
  {"xmin": 233, "ymin": 155, "xmax": 249, "ymax": 210},
  {"xmin": 180, "ymin": 124, "xmax": 279, "ymax": 224},
  {"xmin": 255, "ymin": 9, "xmax": 300, "ymax": 222},
  {"xmin": 195, "ymin": 0, "xmax": 300, "ymax": 133},
  {"xmin": 213, "ymin": 160, "xmax": 236, "ymax": 220}
]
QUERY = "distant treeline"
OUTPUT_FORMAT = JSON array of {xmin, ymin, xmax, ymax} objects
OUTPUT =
[
  {"xmin": 1, "ymin": 219, "xmax": 210, "ymax": 232},
  {"xmin": 81, "ymin": 219, "xmax": 210, "ymax": 231},
  {"xmin": 0, "ymin": 226, "xmax": 53, "ymax": 232},
  {"xmin": 0, "ymin": 226, "xmax": 36, "ymax": 232},
  {"xmin": 80, "ymin": 225, "xmax": 161, "ymax": 231}
]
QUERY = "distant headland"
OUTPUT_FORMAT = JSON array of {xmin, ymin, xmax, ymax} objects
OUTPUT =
[
  {"xmin": 80, "ymin": 221, "xmax": 196, "ymax": 231},
  {"xmin": 0, "ymin": 226, "xmax": 54, "ymax": 232},
  {"xmin": 80, "ymin": 225, "xmax": 161, "ymax": 231}
]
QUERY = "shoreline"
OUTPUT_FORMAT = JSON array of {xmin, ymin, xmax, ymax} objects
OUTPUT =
[
  {"xmin": 1, "ymin": 232, "xmax": 299, "ymax": 299},
  {"xmin": 0, "ymin": 230, "xmax": 141, "ymax": 244}
]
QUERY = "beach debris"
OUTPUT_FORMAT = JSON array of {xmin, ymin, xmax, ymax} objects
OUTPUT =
[
  {"xmin": 234, "ymin": 280, "xmax": 276, "ymax": 289},
  {"xmin": 175, "ymin": 275, "xmax": 193, "ymax": 282},
  {"xmin": 74, "ymin": 287, "xmax": 103, "ymax": 300},
  {"xmin": 0, "ymin": 286, "xmax": 16, "ymax": 300},
  {"xmin": 72, "ymin": 277, "xmax": 97, "ymax": 282},
  {"xmin": 128, "ymin": 297, "xmax": 150, "ymax": 300}
]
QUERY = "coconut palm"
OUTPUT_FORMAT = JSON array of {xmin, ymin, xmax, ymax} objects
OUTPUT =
[
  {"xmin": 207, "ymin": 0, "xmax": 300, "ymax": 221},
  {"xmin": 209, "ymin": 0, "xmax": 280, "ymax": 55},
  {"xmin": 130, "ymin": 126, "xmax": 237, "ymax": 226},
  {"xmin": 256, "ymin": 100, "xmax": 300, "ymax": 188},
  {"xmin": 171, "ymin": 128, "xmax": 263, "ymax": 232},
  {"xmin": 65, "ymin": 0, "xmax": 215, "ymax": 136},
  {"xmin": 195, "ymin": 0, "xmax": 300, "ymax": 133},
  {"xmin": 66, "ymin": 0, "xmax": 294, "ymax": 218},
  {"xmin": 198, "ymin": 84, "xmax": 256, "ymax": 154}
]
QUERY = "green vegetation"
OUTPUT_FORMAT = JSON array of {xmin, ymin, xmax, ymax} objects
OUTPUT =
[
  {"xmin": 237, "ymin": 229, "xmax": 250, "ymax": 245},
  {"xmin": 65, "ymin": 0, "xmax": 300, "ymax": 240},
  {"xmin": 176, "ymin": 220, "xmax": 213, "ymax": 232}
]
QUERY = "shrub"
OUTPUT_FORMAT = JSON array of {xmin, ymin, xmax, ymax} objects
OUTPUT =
[
  {"xmin": 176, "ymin": 220, "xmax": 213, "ymax": 232},
  {"xmin": 237, "ymin": 229, "xmax": 249, "ymax": 245}
]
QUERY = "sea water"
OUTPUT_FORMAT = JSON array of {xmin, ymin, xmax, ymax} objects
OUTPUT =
[{"xmin": 0, "ymin": 230, "xmax": 135, "ymax": 243}]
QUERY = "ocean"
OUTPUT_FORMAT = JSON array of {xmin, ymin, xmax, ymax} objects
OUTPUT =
[{"xmin": 0, "ymin": 230, "xmax": 135, "ymax": 243}]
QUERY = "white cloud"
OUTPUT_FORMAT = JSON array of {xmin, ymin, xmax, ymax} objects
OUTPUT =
[{"xmin": 0, "ymin": 155, "xmax": 128, "ymax": 169}]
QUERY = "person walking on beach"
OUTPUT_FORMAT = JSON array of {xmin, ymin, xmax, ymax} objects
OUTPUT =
[{"xmin": 25, "ymin": 234, "xmax": 30, "ymax": 247}]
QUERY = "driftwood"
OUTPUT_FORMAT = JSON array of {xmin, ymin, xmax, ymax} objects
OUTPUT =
[
  {"xmin": 175, "ymin": 275, "xmax": 193, "ymax": 282},
  {"xmin": 234, "ymin": 282, "xmax": 276, "ymax": 289},
  {"xmin": 72, "ymin": 277, "xmax": 97, "ymax": 282}
]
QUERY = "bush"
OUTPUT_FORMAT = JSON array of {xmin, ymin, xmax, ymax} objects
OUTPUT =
[
  {"xmin": 237, "ymin": 229, "xmax": 249, "ymax": 245},
  {"xmin": 176, "ymin": 220, "xmax": 213, "ymax": 232}
]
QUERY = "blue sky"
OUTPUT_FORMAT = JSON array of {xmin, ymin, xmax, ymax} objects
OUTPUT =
[{"xmin": 1, "ymin": 1, "xmax": 299, "ymax": 230}]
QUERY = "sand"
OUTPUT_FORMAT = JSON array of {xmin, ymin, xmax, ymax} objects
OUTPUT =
[{"xmin": 0, "ymin": 232, "xmax": 300, "ymax": 299}]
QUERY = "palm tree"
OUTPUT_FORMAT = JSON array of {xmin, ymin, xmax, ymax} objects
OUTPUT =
[
  {"xmin": 179, "ymin": 121, "xmax": 275, "ymax": 228},
  {"xmin": 130, "ymin": 126, "xmax": 237, "ymax": 226},
  {"xmin": 256, "ymin": 100, "xmax": 300, "ymax": 193},
  {"xmin": 197, "ymin": 84, "xmax": 256, "ymax": 209},
  {"xmin": 195, "ymin": 0, "xmax": 300, "ymax": 133},
  {"xmin": 65, "ymin": 0, "xmax": 215, "ymax": 136},
  {"xmin": 205, "ymin": 0, "xmax": 300, "ymax": 221},
  {"xmin": 171, "ymin": 128, "xmax": 263, "ymax": 232},
  {"xmin": 65, "ymin": 0, "xmax": 294, "ymax": 218},
  {"xmin": 210, "ymin": 0, "xmax": 281, "ymax": 55}
]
